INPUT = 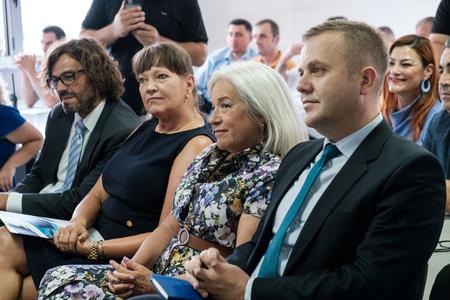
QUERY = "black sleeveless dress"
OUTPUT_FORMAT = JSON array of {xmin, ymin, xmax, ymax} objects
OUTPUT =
[{"xmin": 24, "ymin": 118, "xmax": 214, "ymax": 286}]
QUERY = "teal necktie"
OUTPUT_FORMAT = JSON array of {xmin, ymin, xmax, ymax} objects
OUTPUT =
[{"xmin": 258, "ymin": 144, "xmax": 341, "ymax": 278}]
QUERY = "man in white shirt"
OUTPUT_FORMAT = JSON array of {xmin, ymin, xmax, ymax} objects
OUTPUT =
[
  {"xmin": 0, "ymin": 38, "xmax": 140, "ymax": 220},
  {"xmin": 184, "ymin": 20, "xmax": 446, "ymax": 300}
]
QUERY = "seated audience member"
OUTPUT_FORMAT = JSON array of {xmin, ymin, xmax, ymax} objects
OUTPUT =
[
  {"xmin": 37, "ymin": 62, "xmax": 309, "ymax": 299},
  {"xmin": 252, "ymin": 19, "xmax": 295, "ymax": 70},
  {"xmin": 416, "ymin": 17, "xmax": 434, "ymax": 38},
  {"xmin": 0, "ymin": 42, "xmax": 214, "ymax": 299},
  {"xmin": 276, "ymin": 42, "xmax": 322, "ymax": 139},
  {"xmin": 430, "ymin": 0, "xmax": 450, "ymax": 62},
  {"xmin": 183, "ymin": 20, "xmax": 446, "ymax": 300},
  {"xmin": 381, "ymin": 35, "xmax": 441, "ymax": 144},
  {"xmin": 376, "ymin": 26, "xmax": 396, "ymax": 48},
  {"xmin": 195, "ymin": 19, "xmax": 257, "ymax": 113},
  {"xmin": 425, "ymin": 39, "xmax": 450, "ymax": 300},
  {"xmin": 0, "ymin": 39, "xmax": 140, "ymax": 220},
  {"xmin": 0, "ymin": 83, "xmax": 43, "ymax": 191},
  {"xmin": 15, "ymin": 25, "xmax": 66, "ymax": 108},
  {"xmin": 422, "ymin": 40, "xmax": 450, "ymax": 212}
]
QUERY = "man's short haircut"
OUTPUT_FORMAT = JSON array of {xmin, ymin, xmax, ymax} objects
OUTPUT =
[
  {"xmin": 229, "ymin": 19, "xmax": 252, "ymax": 33},
  {"xmin": 42, "ymin": 38, "xmax": 124, "ymax": 101},
  {"xmin": 416, "ymin": 16, "xmax": 434, "ymax": 29},
  {"xmin": 303, "ymin": 20, "xmax": 388, "ymax": 93},
  {"xmin": 208, "ymin": 61, "xmax": 307, "ymax": 156},
  {"xmin": 327, "ymin": 16, "xmax": 347, "ymax": 21},
  {"xmin": 42, "ymin": 26, "xmax": 66, "ymax": 40},
  {"xmin": 377, "ymin": 26, "xmax": 395, "ymax": 37},
  {"xmin": 256, "ymin": 19, "xmax": 279, "ymax": 37}
]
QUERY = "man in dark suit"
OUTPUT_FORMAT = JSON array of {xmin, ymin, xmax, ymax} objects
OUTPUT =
[
  {"xmin": 184, "ymin": 21, "xmax": 446, "ymax": 300},
  {"xmin": 0, "ymin": 38, "xmax": 140, "ymax": 220}
]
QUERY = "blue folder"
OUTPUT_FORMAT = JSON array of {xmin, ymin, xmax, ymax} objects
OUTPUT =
[{"xmin": 150, "ymin": 274, "xmax": 207, "ymax": 300}]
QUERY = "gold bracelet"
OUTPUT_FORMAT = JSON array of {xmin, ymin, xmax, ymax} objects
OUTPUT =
[
  {"xmin": 98, "ymin": 240, "xmax": 104, "ymax": 260},
  {"xmin": 87, "ymin": 240, "xmax": 102, "ymax": 260}
]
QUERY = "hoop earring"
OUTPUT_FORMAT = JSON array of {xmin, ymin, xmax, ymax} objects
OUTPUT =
[{"xmin": 421, "ymin": 79, "xmax": 431, "ymax": 94}]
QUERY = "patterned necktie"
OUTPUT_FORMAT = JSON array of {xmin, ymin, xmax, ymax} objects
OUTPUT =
[
  {"xmin": 58, "ymin": 119, "xmax": 87, "ymax": 192},
  {"xmin": 258, "ymin": 144, "xmax": 341, "ymax": 278}
]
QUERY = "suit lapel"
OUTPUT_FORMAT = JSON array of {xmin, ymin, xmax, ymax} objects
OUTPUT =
[
  {"xmin": 284, "ymin": 122, "xmax": 392, "ymax": 274},
  {"xmin": 247, "ymin": 140, "xmax": 323, "ymax": 270}
]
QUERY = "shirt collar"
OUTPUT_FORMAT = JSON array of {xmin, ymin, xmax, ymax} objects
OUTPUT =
[
  {"xmin": 225, "ymin": 47, "xmax": 255, "ymax": 62},
  {"xmin": 323, "ymin": 113, "xmax": 383, "ymax": 159},
  {"xmin": 74, "ymin": 100, "xmax": 106, "ymax": 132}
]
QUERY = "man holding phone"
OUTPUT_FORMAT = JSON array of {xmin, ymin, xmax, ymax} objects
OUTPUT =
[{"xmin": 80, "ymin": 0, "xmax": 208, "ymax": 116}]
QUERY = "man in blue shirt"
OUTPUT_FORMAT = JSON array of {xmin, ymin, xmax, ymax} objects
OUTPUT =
[
  {"xmin": 195, "ymin": 19, "xmax": 257, "ymax": 113},
  {"xmin": 422, "ymin": 39, "xmax": 450, "ymax": 211}
]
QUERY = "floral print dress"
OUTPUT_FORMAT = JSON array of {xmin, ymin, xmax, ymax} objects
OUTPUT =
[{"xmin": 38, "ymin": 143, "xmax": 281, "ymax": 299}]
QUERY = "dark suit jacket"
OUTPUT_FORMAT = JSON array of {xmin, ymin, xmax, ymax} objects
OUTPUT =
[
  {"xmin": 227, "ymin": 121, "xmax": 446, "ymax": 300},
  {"xmin": 14, "ymin": 100, "xmax": 141, "ymax": 219}
]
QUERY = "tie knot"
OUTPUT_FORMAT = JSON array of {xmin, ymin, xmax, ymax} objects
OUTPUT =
[
  {"xmin": 75, "ymin": 119, "xmax": 87, "ymax": 134},
  {"xmin": 321, "ymin": 144, "xmax": 340, "ymax": 165}
]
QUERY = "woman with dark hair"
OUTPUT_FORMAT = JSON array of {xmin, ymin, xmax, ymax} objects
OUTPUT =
[
  {"xmin": 380, "ymin": 34, "xmax": 442, "ymax": 143},
  {"xmin": 0, "ymin": 42, "xmax": 214, "ymax": 299}
]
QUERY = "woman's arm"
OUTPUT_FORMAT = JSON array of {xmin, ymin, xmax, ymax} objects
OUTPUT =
[
  {"xmin": 132, "ymin": 214, "xmax": 180, "ymax": 266},
  {"xmin": 54, "ymin": 176, "xmax": 109, "ymax": 253},
  {"xmin": 236, "ymin": 213, "xmax": 262, "ymax": 247},
  {"xmin": 0, "ymin": 121, "xmax": 43, "ymax": 191}
]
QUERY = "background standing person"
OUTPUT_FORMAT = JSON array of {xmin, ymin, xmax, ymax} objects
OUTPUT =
[
  {"xmin": 15, "ymin": 25, "xmax": 66, "ymax": 108},
  {"xmin": 80, "ymin": 0, "xmax": 208, "ymax": 116},
  {"xmin": 430, "ymin": 0, "xmax": 450, "ymax": 64}
]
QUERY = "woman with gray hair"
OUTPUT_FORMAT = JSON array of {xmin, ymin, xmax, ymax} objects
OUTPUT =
[{"xmin": 38, "ymin": 61, "xmax": 308, "ymax": 299}]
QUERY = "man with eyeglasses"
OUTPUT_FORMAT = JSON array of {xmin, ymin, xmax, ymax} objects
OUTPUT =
[{"xmin": 0, "ymin": 38, "xmax": 140, "ymax": 220}]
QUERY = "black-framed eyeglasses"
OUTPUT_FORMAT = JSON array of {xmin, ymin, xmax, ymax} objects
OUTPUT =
[
  {"xmin": 46, "ymin": 69, "xmax": 85, "ymax": 90},
  {"xmin": 435, "ymin": 240, "xmax": 450, "ymax": 252}
]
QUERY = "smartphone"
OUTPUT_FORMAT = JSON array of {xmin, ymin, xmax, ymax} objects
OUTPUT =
[{"xmin": 125, "ymin": 0, "xmax": 141, "ymax": 8}]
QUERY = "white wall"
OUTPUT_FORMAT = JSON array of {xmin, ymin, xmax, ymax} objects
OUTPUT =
[{"xmin": 198, "ymin": 0, "xmax": 441, "ymax": 55}]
